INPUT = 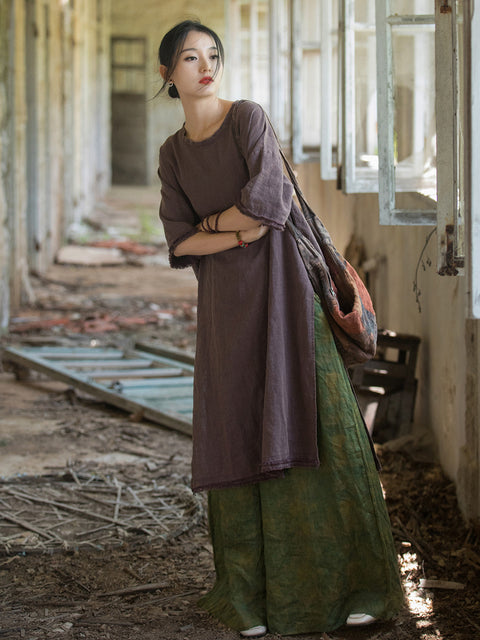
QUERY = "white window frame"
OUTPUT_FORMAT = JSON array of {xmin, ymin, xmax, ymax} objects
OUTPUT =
[
  {"xmin": 375, "ymin": 4, "xmax": 437, "ymax": 227},
  {"xmin": 468, "ymin": 1, "xmax": 480, "ymax": 317},
  {"xmin": 375, "ymin": 0, "xmax": 465, "ymax": 275},
  {"xmin": 291, "ymin": 0, "xmax": 321, "ymax": 164},
  {"xmin": 341, "ymin": 0, "xmax": 379, "ymax": 193},
  {"xmin": 268, "ymin": 0, "xmax": 290, "ymax": 145},
  {"xmin": 320, "ymin": 0, "xmax": 340, "ymax": 181},
  {"xmin": 227, "ymin": 0, "xmax": 269, "ymax": 106}
]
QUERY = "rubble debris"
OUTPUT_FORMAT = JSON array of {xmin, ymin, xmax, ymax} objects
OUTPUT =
[
  {"xmin": 419, "ymin": 579, "xmax": 466, "ymax": 590},
  {"xmin": 90, "ymin": 240, "xmax": 159, "ymax": 255},
  {"xmin": 56, "ymin": 246, "xmax": 126, "ymax": 266},
  {"xmin": 0, "ymin": 466, "xmax": 204, "ymax": 554}
]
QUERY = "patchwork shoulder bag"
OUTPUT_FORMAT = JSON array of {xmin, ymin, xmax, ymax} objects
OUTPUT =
[{"xmin": 276, "ymin": 139, "xmax": 377, "ymax": 367}]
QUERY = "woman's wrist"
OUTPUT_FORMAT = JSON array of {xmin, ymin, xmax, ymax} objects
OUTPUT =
[
  {"xmin": 200, "ymin": 212, "xmax": 222, "ymax": 233},
  {"xmin": 235, "ymin": 230, "xmax": 249, "ymax": 248}
]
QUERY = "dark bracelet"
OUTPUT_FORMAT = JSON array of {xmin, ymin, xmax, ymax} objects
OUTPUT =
[
  {"xmin": 201, "ymin": 217, "xmax": 213, "ymax": 233},
  {"xmin": 201, "ymin": 213, "xmax": 222, "ymax": 234}
]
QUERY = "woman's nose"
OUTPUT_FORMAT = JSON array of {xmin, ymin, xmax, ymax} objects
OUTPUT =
[{"xmin": 200, "ymin": 57, "xmax": 211, "ymax": 72}]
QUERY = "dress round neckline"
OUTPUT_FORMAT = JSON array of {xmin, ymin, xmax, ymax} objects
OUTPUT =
[{"xmin": 181, "ymin": 101, "xmax": 238, "ymax": 146}]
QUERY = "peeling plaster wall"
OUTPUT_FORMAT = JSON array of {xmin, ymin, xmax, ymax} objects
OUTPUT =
[
  {"xmin": 1, "ymin": 0, "xmax": 29, "ymax": 326},
  {"xmin": 0, "ymin": 0, "xmax": 111, "ymax": 327},
  {"xmin": 0, "ymin": 2, "xmax": 10, "ymax": 329},
  {"xmin": 111, "ymin": 0, "xmax": 226, "ymax": 185}
]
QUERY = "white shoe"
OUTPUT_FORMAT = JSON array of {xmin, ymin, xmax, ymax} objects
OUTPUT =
[
  {"xmin": 240, "ymin": 625, "xmax": 267, "ymax": 638},
  {"xmin": 346, "ymin": 613, "xmax": 377, "ymax": 626}
]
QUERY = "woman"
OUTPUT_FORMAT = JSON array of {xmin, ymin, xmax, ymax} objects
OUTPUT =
[{"xmin": 157, "ymin": 19, "xmax": 404, "ymax": 638}]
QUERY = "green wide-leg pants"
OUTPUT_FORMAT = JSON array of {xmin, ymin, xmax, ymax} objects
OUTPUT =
[{"xmin": 199, "ymin": 297, "xmax": 404, "ymax": 635}]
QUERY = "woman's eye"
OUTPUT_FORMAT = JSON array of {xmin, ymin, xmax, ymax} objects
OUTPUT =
[{"xmin": 185, "ymin": 56, "xmax": 196, "ymax": 62}]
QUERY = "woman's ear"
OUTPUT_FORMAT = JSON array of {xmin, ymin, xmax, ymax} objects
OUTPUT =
[{"xmin": 159, "ymin": 64, "xmax": 168, "ymax": 82}]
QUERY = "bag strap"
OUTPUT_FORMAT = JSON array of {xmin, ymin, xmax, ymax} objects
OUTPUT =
[{"xmin": 261, "ymin": 110, "xmax": 316, "ymax": 222}]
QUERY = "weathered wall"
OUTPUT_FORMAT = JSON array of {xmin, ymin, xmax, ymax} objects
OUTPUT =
[
  {"xmin": 111, "ymin": 0, "xmax": 225, "ymax": 185},
  {"xmin": 1, "ymin": 0, "xmax": 29, "ymax": 328},
  {"xmin": 0, "ymin": 1, "xmax": 10, "ymax": 328},
  {"xmin": 0, "ymin": 0, "xmax": 111, "ymax": 328}
]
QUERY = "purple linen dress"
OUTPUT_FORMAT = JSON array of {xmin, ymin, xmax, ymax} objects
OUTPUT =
[{"xmin": 158, "ymin": 100, "xmax": 319, "ymax": 491}]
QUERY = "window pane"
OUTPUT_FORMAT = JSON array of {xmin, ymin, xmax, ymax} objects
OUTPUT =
[
  {"xmin": 302, "ymin": 51, "xmax": 321, "ymax": 148},
  {"xmin": 390, "ymin": 0, "xmax": 433, "ymax": 14},
  {"xmin": 322, "ymin": 0, "xmax": 339, "ymax": 172},
  {"xmin": 235, "ymin": 1, "xmax": 269, "ymax": 108},
  {"xmin": 354, "ymin": 28, "xmax": 378, "ymax": 176},
  {"xmin": 392, "ymin": 25, "xmax": 436, "ymax": 200},
  {"xmin": 301, "ymin": 0, "xmax": 320, "ymax": 41},
  {"xmin": 240, "ymin": 4, "xmax": 250, "ymax": 29}
]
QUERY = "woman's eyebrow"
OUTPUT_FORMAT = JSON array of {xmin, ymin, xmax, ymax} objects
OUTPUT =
[{"xmin": 180, "ymin": 46, "xmax": 218, "ymax": 54}]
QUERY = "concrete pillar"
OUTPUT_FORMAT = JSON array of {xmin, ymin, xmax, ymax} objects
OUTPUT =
[{"xmin": 0, "ymin": 1, "xmax": 10, "ymax": 328}]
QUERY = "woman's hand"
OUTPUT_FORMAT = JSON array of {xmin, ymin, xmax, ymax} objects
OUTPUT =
[
  {"xmin": 241, "ymin": 225, "xmax": 270, "ymax": 244},
  {"xmin": 174, "ymin": 225, "xmax": 270, "ymax": 257}
]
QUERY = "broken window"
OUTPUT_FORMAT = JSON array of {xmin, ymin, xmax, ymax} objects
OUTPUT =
[
  {"xmin": 375, "ymin": 0, "xmax": 466, "ymax": 275},
  {"xmin": 227, "ymin": 0, "xmax": 468, "ymax": 278}
]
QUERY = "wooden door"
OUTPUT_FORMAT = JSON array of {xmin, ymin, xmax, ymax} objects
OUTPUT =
[{"xmin": 111, "ymin": 37, "xmax": 147, "ymax": 184}]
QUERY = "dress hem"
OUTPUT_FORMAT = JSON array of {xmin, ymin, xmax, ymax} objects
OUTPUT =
[{"xmin": 192, "ymin": 458, "xmax": 320, "ymax": 493}]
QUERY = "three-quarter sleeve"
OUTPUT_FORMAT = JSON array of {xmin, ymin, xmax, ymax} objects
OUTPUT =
[
  {"xmin": 233, "ymin": 101, "xmax": 293, "ymax": 230},
  {"xmin": 158, "ymin": 145, "xmax": 200, "ymax": 270}
]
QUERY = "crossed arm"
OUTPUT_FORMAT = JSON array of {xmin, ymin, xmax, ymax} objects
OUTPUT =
[{"xmin": 173, "ymin": 205, "xmax": 269, "ymax": 257}]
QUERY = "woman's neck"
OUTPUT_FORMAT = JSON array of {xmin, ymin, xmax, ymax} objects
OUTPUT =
[{"xmin": 182, "ymin": 96, "xmax": 231, "ymax": 142}]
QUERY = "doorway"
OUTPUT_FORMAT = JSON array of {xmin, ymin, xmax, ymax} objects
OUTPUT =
[{"xmin": 111, "ymin": 37, "xmax": 147, "ymax": 185}]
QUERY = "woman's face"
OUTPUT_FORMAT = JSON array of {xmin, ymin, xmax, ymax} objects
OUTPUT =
[{"xmin": 168, "ymin": 30, "xmax": 222, "ymax": 100}]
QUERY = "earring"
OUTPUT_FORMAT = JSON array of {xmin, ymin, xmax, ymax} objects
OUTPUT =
[{"xmin": 168, "ymin": 81, "xmax": 174, "ymax": 87}]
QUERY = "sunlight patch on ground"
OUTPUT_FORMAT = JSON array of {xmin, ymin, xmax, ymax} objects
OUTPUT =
[{"xmin": 399, "ymin": 550, "xmax": 433, "ymax": 620}]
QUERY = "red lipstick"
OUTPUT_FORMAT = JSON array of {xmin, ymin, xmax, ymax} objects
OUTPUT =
[{"xmin": 200, "ymin": 76, "xmax": 213, "ymax": 85}]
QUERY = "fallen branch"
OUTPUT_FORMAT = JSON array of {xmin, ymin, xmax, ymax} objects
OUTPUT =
[
  {"xmin": 97, "ymin": 581, "xmax": 168, "ymax": 598},
  {"xmin": 419, "ymin": 578, "xmax": 465, "ymax": 590},
  {"xmin": 5, "ymin": 488, "xmax": 153, "ymax": 535},
  {"xmin": 0, "ymin": 511, "xmax": 57, "ymax": 541}
]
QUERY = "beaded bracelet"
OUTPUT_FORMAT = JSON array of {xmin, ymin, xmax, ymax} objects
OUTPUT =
[{"xmin": 235, "ymin": 230, "xmax": 249, "ymax": 248}]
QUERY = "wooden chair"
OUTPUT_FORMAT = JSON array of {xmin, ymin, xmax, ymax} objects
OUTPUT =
[{"xmin": 349, "ymin": 331, "xmax": 421, "ymax": 442}]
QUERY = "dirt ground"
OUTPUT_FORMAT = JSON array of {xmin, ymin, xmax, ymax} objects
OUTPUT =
[{"xmin": 0, "ymin": 187, "xmax": 479, "ymax": 640}]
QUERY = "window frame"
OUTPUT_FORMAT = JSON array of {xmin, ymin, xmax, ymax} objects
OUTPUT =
[
  {"xmin": 320, "ymin": 0, "xmax": 340, "ymax": 181},
  {"xmin": 467, "ymin": 0, "xmax": 479, "ymax": 316},
  {"xmin": 341, "ymin": 0, "xmax": 379, "ymax": 193},
  {"xmin": 291, "ymin": 0, "xmax": 321, "ymax": 164},
  {"xmin": 375, "ymin": 0, "xmax": 465, "ymax": 276},
  {"xmin": 375, "ymin": 4, "xmax": 437, "ymax": 226}
]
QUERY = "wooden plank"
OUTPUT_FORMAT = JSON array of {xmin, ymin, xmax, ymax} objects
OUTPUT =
[
  {"xmin": 59, "ymin": 359, "xmax": 153, "ymax": 369},
  {"xmin": 16, "ymin": 348, "xmax": 125, "ymax": 359},
  {"xmin": 88, "ymin": 367, "xmax": 184, "ymax": 380},
  {"xmin": 111, "ymin": 377, "xmax": 194, "ymax": 389},
  {"xmin": 124, "ymin": 385, "xmax": 193, "ymax": 400},
  {"xmin": 360, "ymin": 361, "xmax": 409, "ymax": 378},
  {"xmin": 135, "ymin": 341, "xmax": 195, "ymax": 366},
  {"xmin": 130, "ymin": 350, "xmax": 194, "ymax": 375}
]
